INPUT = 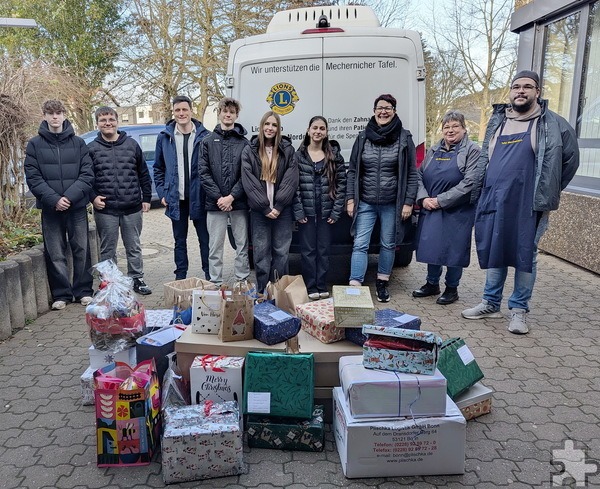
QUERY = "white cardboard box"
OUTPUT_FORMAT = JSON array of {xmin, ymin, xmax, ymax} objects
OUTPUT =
[
  {"xmin": 339, "ymin": 355, "xmax": 447, "ymax": 418},
  {"xmin": 88, "ymin": 345, "xmax": 136, "ymax": 370},
  {"xmin": 333, "ymin": 387, "xmax": 465, "ymax": 478},
  {"xmin": 190, "ymin": 355, "xmax": 244, "ymax": 410}
]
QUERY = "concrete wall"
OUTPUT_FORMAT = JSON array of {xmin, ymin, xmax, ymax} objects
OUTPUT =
[{"xmin": 539, "ymin": 192, "xmax": 600, "ymax": 274}]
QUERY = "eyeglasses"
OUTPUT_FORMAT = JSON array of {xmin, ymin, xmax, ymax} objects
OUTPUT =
[
  {"xmin": 374, "ymin": 106, "xmax": 395, "ymax": 112},
  {"xmin": 442, "ymin": 124, "xmax": 463, "ymax": 131},
  {"xmin": 510, "ymin": 84, "xmax": 538, "ymax": 91},
  {"xmin": 98, "ymin": 118, "xmax": 117, "ymax": 124}
]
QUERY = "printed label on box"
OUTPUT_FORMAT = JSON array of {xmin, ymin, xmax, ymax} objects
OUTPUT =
[
  {"xmin": 457, "ymin": 344, "xmax": 475, "ymax": 365},
  {"xmin": 248, "ymin": 392, "xmax": 271, "ymax": 413},
  {"xmin": 270, "ymin": 310, "xmax": 291, "ymax": 321},
  {"xmin": 345, "ymin": 288, "xmax": 361, "ymax": 295}
]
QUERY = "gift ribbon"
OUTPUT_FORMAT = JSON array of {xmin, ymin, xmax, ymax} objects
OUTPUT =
[
  {"xmin": 204, "ymin": 400, "xmax": 214, "ymax": 417},
  {"xmin": 200, "ymin": 354, "xmax": 226, "ymax": 372}
]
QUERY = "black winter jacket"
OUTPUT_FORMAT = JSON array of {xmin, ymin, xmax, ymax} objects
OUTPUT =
[
  {"xmin": 24, "ymin": 120, "xmax": 94, "ymax": 211},
  {"xmin": 292, "ymin": 140, "xmax": 346, "ymax": 222},
  {"xmin": 198, "ymin": 123, "xmax": 249, "ymax": 211},
  {"xmin": 241, "ymin": 136, "xmax": 297, "ymax": 215},
  {"xmin": 88, "ymin": 132, "xmax": 152, "ymax": 215}
]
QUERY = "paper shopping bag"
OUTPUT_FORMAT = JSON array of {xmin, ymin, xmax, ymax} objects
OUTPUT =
[
  {"xmin": 218, "ymin": 285, "xmax": 254, "ymax": 342},
  {"xmin": 266, "ymin": 274, "xmax": 309, "ymax": 315},
  {"xmin": 163, "ymin": 277, "xmax": 216, "ymax": 310},
  {"xmin": 191, "ymin": 288, "xmax": 225, "ymax": 334}
]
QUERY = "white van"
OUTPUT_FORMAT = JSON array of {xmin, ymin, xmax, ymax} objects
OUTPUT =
[{"xmin": 226, "ymin": 6, "xmax": 426, "ymax": 266}]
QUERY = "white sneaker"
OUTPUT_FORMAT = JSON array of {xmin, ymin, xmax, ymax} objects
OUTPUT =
[
  {"xmin": 461, "ymin": 300, "xmax": 503, "ymax": 319},
  {"xmin": 51, "ymin": 300, "xmax": 66, "ymax": 310},
  {"xmin": 80, "ymin": 296, "xmax": 93, "ymax": 306},
  {"xmin": 308, "ymin": 292, "xmax": 320, "ymax": 300},
  {"xmin": 319, "ymin": 292, "xmax": 330, "ymax": 299},
  {"xmin": 508, "ymin": 308, "xmax": 529, "ymax": 334}
]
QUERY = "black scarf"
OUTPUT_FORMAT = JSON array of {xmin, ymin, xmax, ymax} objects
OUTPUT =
[{"xmin": 365, "ymin": 114, "xmax": 403, "ymax": 144}]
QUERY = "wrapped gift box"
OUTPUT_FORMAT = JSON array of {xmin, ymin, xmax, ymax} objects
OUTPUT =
[
  {"xmin": 80, "ymin": 366, "xmax": 95, "ymax": 406},
  {"xmin": 437, "ymin": 338, "xmax": 484, "ymax": 400},
  {"xmin": 244, "ymin": 352, "xmax": 314, "ymax": 419},
  {"xmin": 247, "ymin": 405, "xmax": 324, "ymax": 452},
  {"xmin": 346, "ymin": 308, "xmax": 421, "ymax": 346},
  {"xmin": 145, "ymin": 308, "xmax": 175, "ymax": 332},
  {"xmin": 190, "ymin": 355, "xmax": 244, "ymax": 410},
  {"xmin": 296, "ymin": 299, "xmax": 345, "ymax": 344},
  {"xmin": 332, "ymin": 286, "xmax": 374, "ymax": 328},
  {"xmin": 88, "ymin": 345, "xmax": 136, "ymax": 370},
  {"xmin": 333, "ymin": 387, "xmax": 465, "ymax": 478},
  {"xmin": 454, "ymin": 382, "xmax": 493, "ymax": 420},
  {"xmin": 362, "ymin": 325, "xmax": 442, "ymax": 375},
  {"xmin": 161, "ymin": 402, "xmax": 245, "ymax": 484},
  {"xmin": 254, "ymin": 301, "xmax": 301, "ymax": 345},
  {"xmin": 339, "ymin": 356, "xmax": 446, "ymax": 418}
]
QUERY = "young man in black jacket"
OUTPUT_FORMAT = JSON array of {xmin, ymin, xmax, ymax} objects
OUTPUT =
[
  {"xmin": 198, "ymin": 98, "xmax": 250, "ymax": 286},
  {"xmin": 88, "ymin": 107, "xmax": 153, "ymax": 295},
  {"xmin": 24, "ymin": 100, "xmax": 95, "ymax": 310}
]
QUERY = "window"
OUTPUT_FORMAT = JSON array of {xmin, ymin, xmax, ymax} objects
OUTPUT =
[
  {"xmin": 138, "ymin": 111, "xmax": 144, "ymax": 119},
  {"xmin": 139, "ymin": 134, "xmax": 158, "ymax": 162},
  {"xmin": 577, "ymin": 2, "xmax": 600, "ymax": 140},
  {"xmin": 122, "ymin": 113, "xmax": 129, "ymax": 122},
  {"xmin": 541, "ymin": 12, "xmax": 580, "ymax": 119}
]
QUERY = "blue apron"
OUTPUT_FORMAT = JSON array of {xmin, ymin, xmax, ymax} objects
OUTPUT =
[
  {"xmin": 416, "ymin": 146, "xmax": 475, "ymax": 267},
  {"xmin": 474, "ymin": 119, "xmax": 537, "ymax": 272}
]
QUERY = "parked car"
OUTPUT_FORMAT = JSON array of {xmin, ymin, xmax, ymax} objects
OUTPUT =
[{"xmin": 80, "ymin": 124, "xmax": 164, "ymax": 203}]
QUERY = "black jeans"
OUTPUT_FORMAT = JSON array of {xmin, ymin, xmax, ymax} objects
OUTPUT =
[
  {"xmin": 250, "ymin": 207, "xmax": 293, "ymax": 293},
  {"xmin": 298, "ymin": 215, "xmax": 331, "ymax": 294},
  {"xmin": 41, "ymin": 206, "xmax": 93, "ymax": 302},
  {"xmin": 171, "ymin": 199, "xmax": 210, "ymax": 280}
]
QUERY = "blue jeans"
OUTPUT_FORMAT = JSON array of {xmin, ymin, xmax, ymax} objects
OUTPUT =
[
  {"xmin": 350, "ymin": 202, "xmax": 396, "ymax": 283},
  {"xmin": 482, "ymin": 212, "xmax": 549, "ymax": 311},
  {"xmin": 426, "ymin": 265, "xmax": 463, "ymax": 288},
  {"xmin": 171, "ymin": 199, "xmax": 210, "ymax": 280}
]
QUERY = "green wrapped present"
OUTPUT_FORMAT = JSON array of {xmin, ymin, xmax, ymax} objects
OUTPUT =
[
  {"xmin": 247, "ymin": 405, "xmax": 324, "ymax": 451},
  {"xmin": 437, "ymin": 338, "xmax": 484, "ymax": 400},
  {"xmin": 244, "ymin": 352, "xmax": 314, "ymax": 419}
]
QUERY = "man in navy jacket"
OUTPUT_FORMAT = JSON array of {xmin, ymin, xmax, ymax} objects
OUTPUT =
[{"xmin": 153, "ymin": 95, "xmax": 210, "ymax": 280}]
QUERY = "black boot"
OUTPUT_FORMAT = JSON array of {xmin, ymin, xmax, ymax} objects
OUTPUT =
[
  {"xmin": 412, "ymin": 282, "xmax": 441, "ymax": 298},
  {"xmin": 436, "ymin": 286, "xmax": 459, "ymax": 305},
  {"xmin": 376, "ymin": 279, "xmax": 390, "ymax": 303}
]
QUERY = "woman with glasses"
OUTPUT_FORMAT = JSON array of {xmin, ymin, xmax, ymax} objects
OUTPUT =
[
  {"xmin": 412, "ymin": 111, "xmax": 481, "ymax": 304},
  {"xmin": 346, "ymin": 94, "xmax": 418, "ymax": 302},
  {"xmin": 241, "ymin": 111, "xmax": 298, "ymax": 293},
  {"xmin": 293, "ymin": 116, "xmax": 346, "ymax": 300}
]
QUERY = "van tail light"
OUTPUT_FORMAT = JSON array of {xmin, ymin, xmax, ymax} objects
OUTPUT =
[
  {"xmin": 415, "ymin": 142, "xmax": 425, "ymax": 168},
  {"xmin": 302, "ymin": 28, "xmax": 345, "ymax": 34}
]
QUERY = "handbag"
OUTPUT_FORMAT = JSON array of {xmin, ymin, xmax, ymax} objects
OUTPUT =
[{"xmin": 437, "ymin": 337, "xmax": 484, "ymax": 400}]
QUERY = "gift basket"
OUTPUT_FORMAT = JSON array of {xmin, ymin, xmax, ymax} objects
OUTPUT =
[{"xmin": 86, "ymin": 260, "xmax": 146, "ymax": 352}]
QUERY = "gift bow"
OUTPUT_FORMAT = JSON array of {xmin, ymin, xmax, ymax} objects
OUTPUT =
[{"xmin": 200, "ymin": 354, "xmax": 226, "ymax": 372}]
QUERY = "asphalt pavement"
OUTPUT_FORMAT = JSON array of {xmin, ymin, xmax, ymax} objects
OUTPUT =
[{"xmin": 0, "ymin": 206, "xmax": 599, "ymax": 488}]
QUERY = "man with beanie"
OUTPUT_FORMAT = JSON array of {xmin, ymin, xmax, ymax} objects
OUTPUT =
[
  {"xmin": 24, "ymin": 100, "xmax": 95, "ymax": 310},
  {"xmin": 462, "ymin": 70, "xmax": 579, "ymax": 334},
  {"xmin": 88, "ymin": 106, "xmax": 153, "ymax": 295}
]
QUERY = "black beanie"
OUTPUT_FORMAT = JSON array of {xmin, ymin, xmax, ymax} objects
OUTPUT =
[{"xmin": 512, "ymin": 70, "xmax": 540, "ymax": 87}]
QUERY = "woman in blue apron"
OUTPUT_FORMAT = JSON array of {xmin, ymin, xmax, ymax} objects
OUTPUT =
[{"xmin": 413, "ymin": 111, "xmax": 481, "ymax": 304}]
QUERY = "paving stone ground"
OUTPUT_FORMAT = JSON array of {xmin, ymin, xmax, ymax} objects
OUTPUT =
[{"xmin": 1, "ymin": 207, "xmax": 599, "ymax": 488}]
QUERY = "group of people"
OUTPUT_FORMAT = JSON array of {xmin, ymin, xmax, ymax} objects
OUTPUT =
[{"xmin": 24, "ymin": 70, "xmax": 579, "ymax": 335}]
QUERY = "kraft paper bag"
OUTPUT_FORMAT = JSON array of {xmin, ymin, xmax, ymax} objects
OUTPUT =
[
  {"xmin": 219, "ymin": 285, "xmax": 254, "ymax": 342},
  {"xmin": 163, "ymin": 277, "xmax": 216, "ymax": 310},
  {"xmin": 267, "ymin": 274, "xmax": 309, "ymax": 315}
]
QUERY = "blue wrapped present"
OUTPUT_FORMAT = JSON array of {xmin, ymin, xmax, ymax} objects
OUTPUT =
[
  {"xmin": 346, "ymin": 309, "xmax": 421, "ymax": 346},
  {"xmin": 254, "ymin": 301, "xmax": 301, "ymax": 345}
]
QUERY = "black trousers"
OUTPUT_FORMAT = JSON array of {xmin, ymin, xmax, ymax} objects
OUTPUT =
[{"xmin": 298, "ymin": 215, "xmax": 332, "ymax": 294}]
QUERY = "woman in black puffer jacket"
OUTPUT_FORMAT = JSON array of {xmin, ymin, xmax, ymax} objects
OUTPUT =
[{"xmin": 293, "ymin": 116, "xmax": 346, "ymax": 299}]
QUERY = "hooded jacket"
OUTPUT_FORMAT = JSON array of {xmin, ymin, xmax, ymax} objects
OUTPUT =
[
  {"xmin": 88, "ymin": 131, "xmax": 152, "ymax": 215},
  {"xmin": 153, "ymin": 118, "xmax": 209, "ymax": 220},
  {"xmin": 471, "ymin": 99, "xmax": 579, "ymax": 211},
  {"xmin": 241, "ymin": 136, "xmax": 298, "ymax": 215},
  {"xmin": 24, "ymin": 120, "xmax": 94, "ymax": 211},
  {"xmin": 198, "ymin": 123, "xmax": 249, "ymax": 211},
  {"xmin": 292, "ymin": 140, "xmax": 346, "ymax": 222}
]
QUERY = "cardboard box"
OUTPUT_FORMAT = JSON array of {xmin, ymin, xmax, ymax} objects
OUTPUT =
[
  {"xmin": 136, "ymin": 326, "xmax": 184, "ymax": 384},
  {"xmin": 332, "ymin": 286, "xmax": 374, "ymax": 328},
  {"xmin": 254, "ymin": 301, "xmax": 301, "ymax": 345},
  {"xmin": 339, "ymin": 356, "xmax": 447, "ymax": 418},
  {"xmin": 190, "ymin": 355, "xmax": 244, "ymax": 410},
  {"xmin": 333, "ymin": 387, "xmax": 465, "ymax": 478},
  {"xmin": 244, "ymin": 352, "xmax": 314, "ymax": 419},
  {"xmin": 161, "ymin": 402, "xmax": 244, "ymax": 484},
  {"xmin": 362, "ymin": 325, "xmax": 442, "ymax": 375},
  {"xmin": 80, "ymin": 366, "xmax": 95, "ymax": 406},
  {"xmin": 454, "ymin": 382, "xmax": 493, "ymax": 420},
  {"xmin": 175, "ymin": 327, "xmax": 288, "ymax": 382},
  {"xmin": 345, "ymin": 308, "xmax": 421, "ymax": 346},
  {"xmin": 247, "ymin": 405, "xmax": 325, "ymax": 452},
  {"xmin": 296, "ymin": 299, "xmax": 345, "ymax": 344},
  {"xmin": 88, "ymin": 345, "xmax": 136, "ymax": 370}
]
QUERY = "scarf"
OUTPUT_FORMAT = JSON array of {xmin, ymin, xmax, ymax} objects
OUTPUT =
[{"xmin": 364, "ymin": 114, "xmax": 403, "ymax": 144}]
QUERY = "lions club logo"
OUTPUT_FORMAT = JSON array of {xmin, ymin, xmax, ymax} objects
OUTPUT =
[{"xmin": 266, "ymin": 82, "xmax": 299, "ymax": 115}]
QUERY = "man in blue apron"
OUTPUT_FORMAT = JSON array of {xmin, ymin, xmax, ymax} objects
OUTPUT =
[{"xmin": 462, "ymin": 70, "xmax": 579, "ymax": 334}]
